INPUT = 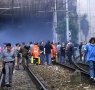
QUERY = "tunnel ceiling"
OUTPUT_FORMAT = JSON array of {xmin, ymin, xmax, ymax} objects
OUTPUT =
[
  {"xmin": 0, "ymin": 0, "xmax": 77, "ymax": 43},
  {"xmin": 0, "ymin": 0, "xmax": 65, "ymax": 17},
  {"xmin": 0, "ymin": 0, "xmax": 77, "ymax": 18}
]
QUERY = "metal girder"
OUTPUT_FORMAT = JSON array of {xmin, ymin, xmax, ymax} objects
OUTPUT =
[{"xmin": 0, "ymin": 7, "xmax": 20, "ymax": 10}]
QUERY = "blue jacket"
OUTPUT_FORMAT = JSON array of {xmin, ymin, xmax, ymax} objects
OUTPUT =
[{"xmin": 85, "ymin": 43, "xmax": 95, "ymax": 62}]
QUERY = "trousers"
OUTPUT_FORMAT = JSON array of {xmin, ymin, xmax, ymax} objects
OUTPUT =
[
  {"xmin": 88, "ymin": 61, "xmax": 95, "ymax": 78},
  {"xmin": 5, "ymin": 62, "xmax": 14, "ymax": 84}
]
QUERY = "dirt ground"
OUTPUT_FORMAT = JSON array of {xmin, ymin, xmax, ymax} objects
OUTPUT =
[{"xmin": 30, "ymin": 64, "xmax": 95, "ymax": 90}]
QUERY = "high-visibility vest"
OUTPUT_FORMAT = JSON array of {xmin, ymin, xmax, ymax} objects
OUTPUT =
[
  {"xmin": 38, "ymin": 57, "xmax": 40, "ymax": 65},
  {"xmin": 51, "ymin": 44, "xmax": 57, "ymax": 58},
  {"xmin": 32, "ymin": 45, "xmax": 40, "ymax": 58},
  {"xmin": 31, "ymin": 56, "xmax": 34, "ymax": 64},
  {"xmin": 56, "ymin": 55, "xmax": 58, "ymax": 63}
]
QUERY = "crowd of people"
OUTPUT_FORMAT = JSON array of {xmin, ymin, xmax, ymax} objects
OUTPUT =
[
  {"xmin": 1, "ymin": 41, "xmax": 76, "ymax": 66},
  {"xmin": 1, "ymin": 37, "xmax": 95, "ymax": 88},
  {"xmin": 0, "ymin": 40, "xmax": 76, "ymax": 87},
  {"xmin": 2, "ymin": 37, "xmax": 95, "ymax": 87}
]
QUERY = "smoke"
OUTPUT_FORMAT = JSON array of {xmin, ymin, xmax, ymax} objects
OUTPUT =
[{"xmin": 0, "ymin": 16, "xmax": 53, "ymax": 44}]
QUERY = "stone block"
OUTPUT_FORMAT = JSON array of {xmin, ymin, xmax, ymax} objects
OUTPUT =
[{"xmin": 70, "ymin": 70, "xmax": 81, "ymax": 83}]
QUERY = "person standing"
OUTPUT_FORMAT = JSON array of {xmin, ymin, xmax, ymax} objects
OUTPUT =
[
  {"xmin": 15, "ymin": 43, "xmax": 21, "ymax": 70},
  {"xmin": 51, "ymin": 42, "xmax": 57, "ymax": 63},
  {"xmin": 31, "ymin": 42, "xmax": 40, "ymax": 65},
  {"xmin": 30, "ymin": 42, "xmax": 33, "ymax": 51},
  {"xmin": 39, "ymin": 41, "xmax": 45, "ymax": 64},
  {"xmin": 79, "ymin": 42, "xmax": 83, "ymax": 61},
  {"xmin": 81, "ymin": 41, "xmax": 87, "ymax": 62},
  {"xmin": 2, "ymin": 43, "xmax": 17, "ymax": 87},
  {"xmin": 60, "ymin": 43, "xmax": 65, "ymax": 63},
  {"xmin": 57, "ymin": 42, "xmax": 61, "ymax": 63},
  {"xmin": 20, "ymin": 43, "xmax": 29, "ymax": 69},
  {"xmin": 66, "ymin": 41, "xmax": 74, "ymax": 64},
  {"xmin": 83, "ymin": 37, "xmax": 95, "ymax": 81},
  {"xmin": 44, "ymin": 41, "xmax": 52, "ymax": 65}
]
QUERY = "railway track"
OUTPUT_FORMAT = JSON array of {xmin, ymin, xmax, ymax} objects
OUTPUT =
[
  {"xmin": 56, "ymin": 56, "xmax": 90, "ymax": 76},
  {"xmin": 55, "ymin": 58, "xmax": 91, "ymax": 85},
  {"xmin": 24, "ymin": 65, "xmax": 48, "ymax": 90},
  {"xmin": 77, "ymin": 62, "xmax": 89, "ymax": 72},
  {"xmin": 72, "ymin": 60, "xmax": 89, "ymax": 75},
  {"xmin": 75, "ymin": 57, "xmax": 89, "ymax": 74},
  {"xmin": 0, "ymin": 64, "xmax": 48, "ymax": 90}
]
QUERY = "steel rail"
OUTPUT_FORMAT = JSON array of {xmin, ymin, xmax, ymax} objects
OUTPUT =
[
  {"xmin": 24, "ymin": 65, "xmax": 48, "ymax": 90},
  {"xmin": 56, "ymin": 56, "xmax": 89, "ymax": 76}
]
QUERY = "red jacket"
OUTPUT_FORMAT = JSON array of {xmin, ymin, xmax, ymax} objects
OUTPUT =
[{"xmin": 51, "ymin": 44, "xmax": 57, "ymax": 58}]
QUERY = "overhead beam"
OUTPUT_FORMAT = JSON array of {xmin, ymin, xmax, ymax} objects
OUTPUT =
[{"xmin": 0, "ymin": 7, "xmax": 20, "ymax": 10}]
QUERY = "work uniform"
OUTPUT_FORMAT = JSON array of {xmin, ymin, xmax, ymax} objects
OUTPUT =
[
  {"xmin": 51, "ymin": 44, "xmax": 57, "ymax": 58},
  {"xmin": 51, "ymin": 44, "xmax": 57, "ymax": 63},
  {"xmin": 2, "ymin": 49, "xmax": 17, "ymax": 85},
  {"xmin": 31, "ymin": 44, "xmax": 40, "ymax": 64}
]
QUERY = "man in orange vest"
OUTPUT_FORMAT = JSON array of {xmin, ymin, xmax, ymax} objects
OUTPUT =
[{"xmin": 31, "ymin": 42, "xmax": 40, "ymax": 64}]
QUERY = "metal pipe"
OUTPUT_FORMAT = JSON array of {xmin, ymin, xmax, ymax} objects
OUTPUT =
[
  {"xmin": 65, "ymin": 0, "xmax": 70, "ymax": 41},
  {"xmin": 52, "ymin": 0, "xmax": 58, "ymax": 42}
]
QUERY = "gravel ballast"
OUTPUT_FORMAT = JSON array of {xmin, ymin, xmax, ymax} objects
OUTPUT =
[{"xmin": 30, "ymin": 64, "xmax": 95, "ymax": 90}]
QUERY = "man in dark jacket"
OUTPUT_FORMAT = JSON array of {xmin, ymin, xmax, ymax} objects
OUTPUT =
[
  {"xmin": 66, "ymin": 42, "xmax": 74, "ymax": 64},
  {"xmin": 60, "ymin": 43, "xmax": 65, "ymax": 63},
  {"xmin": 44, "ymin": 41, "xmax": 52, "ymax": 65},
  {"xmin": 20, "ymin": 43, "xmax": 29, "ymax": 69},
  {"xmin": 39, "ymin": 41, "xmax": 45, "ymax": 64}
]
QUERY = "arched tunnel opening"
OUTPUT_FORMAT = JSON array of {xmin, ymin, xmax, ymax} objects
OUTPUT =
[
  {"xmin": 0, "ymin": 0, "xmax": 71, "ymax": 44},
  {"xmin": 0, "ymin": 0, "xmax": 58, "ymax": 44},
  {"xmin": 0, "ymin": 14, "xmax": 53, "ymax": 44}
]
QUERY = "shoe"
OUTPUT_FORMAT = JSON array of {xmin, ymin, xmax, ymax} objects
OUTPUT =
[
  {"xmin": 1, "ymin": 84, "xmax": 6, "ymax": 87},
  {"xmin": 90, "ymin": 77, "xmax": 95, "ymax": 83},
  {"xmin": 23, "ymin": 67, "xmax": 25, "ymax": 70},
  {"xmin": 92, "ymin": 78, "xmax": 95, "ymax": 83},
  {"xmin": 27, "ymin": 65, "xmax": 29, "ymax": 67},
  {"xmin": 5, "ymin": 84, "xmax": 11, "ymax": 87},
  {"xmin": 90, "ymin": 77, "xmax": 93, "ymax": 81}
]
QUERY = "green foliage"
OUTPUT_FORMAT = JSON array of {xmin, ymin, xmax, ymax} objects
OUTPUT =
[
  {"xmin": 69, "ymin": 18, "xmax": 78, "ymax": 42},
  {"xmin": 80, "ymin": 14, "xmax": 89, "ymax": 39},
  {"xmin": 57, "ymin": 20, "xmax": 66, "ymax": 42},
  {"xmin": 57, "ymin": 18, "xmax": 78, "ymax": 42}
]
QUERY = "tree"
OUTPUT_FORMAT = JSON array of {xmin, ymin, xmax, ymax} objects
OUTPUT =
[
  {"xmin": 57, "ymin": 20, "xmax": 66, "ymax": 42},
  {"xmin": 80, "ymin": 14, "xmax": 89, "ymax": 41},
  {"xmin": 56, "ymin": 17, "xmax": 78, "ymax": 43}
]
